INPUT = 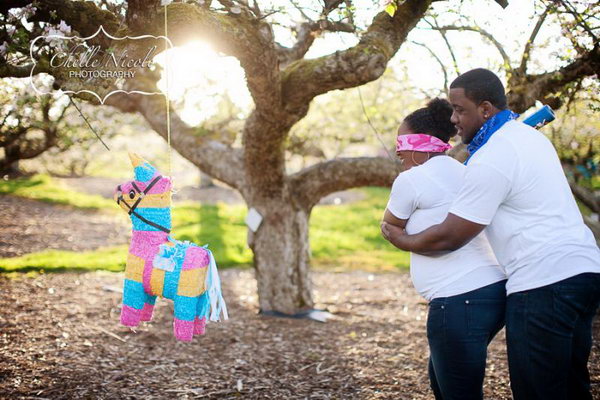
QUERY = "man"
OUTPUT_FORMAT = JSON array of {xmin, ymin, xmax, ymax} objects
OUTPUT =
[{"xmin": 381, "ymin": 68, "xmax": 600, "ymax": 400}]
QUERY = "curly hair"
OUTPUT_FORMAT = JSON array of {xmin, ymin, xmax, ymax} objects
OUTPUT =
[{"xmin": 403, "ymin": 98, "xmax": 457, "ymax": 143}]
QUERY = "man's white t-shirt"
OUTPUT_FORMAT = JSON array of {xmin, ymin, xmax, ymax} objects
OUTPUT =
[
  {"xmin": 387, "ymin": 155, "xmax": 506, "ymax": 301},
  {"xmin": 449, "ymin": 120, "xmax": 600, "ymax": 295}
]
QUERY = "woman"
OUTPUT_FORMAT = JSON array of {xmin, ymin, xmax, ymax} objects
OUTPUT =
[{"xmin": 382, "ymin": 98, "xmax": 506, "ymax": 400}]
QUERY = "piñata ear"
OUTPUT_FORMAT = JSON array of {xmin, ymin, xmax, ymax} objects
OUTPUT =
[{"xmin": 128, "ymin": 152, "xmax": 157, "ymax": 182}]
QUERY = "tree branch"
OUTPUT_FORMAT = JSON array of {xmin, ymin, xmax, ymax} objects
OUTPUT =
[
  {"xmin": 281, "ymin": 0, "xmax": 433, "ymax": 111},
  {"xmin": 276, "ymin": 23, "xmax": 318, "ymax": 69},
  {"xmin": 557, "ymin": 0, "xmax": 598, "ymax": 42},
  {"xmin": 29, "ymin": 0, "xmax": 121, "ymax": 39},
  {"xmin": 126, "ymin": 0, "xmax": 161, "ymax": 33},
  {"xmin": 148, "ymin": 3, "xmax": 281, "ymax": 115},
  {"xmin": 288, "ymin": 157, "xmax": 401, "ymax": 209},
  {"xmin": 0, "ymin": 60, "xmax": 49, "ymax": 78},
  {"xmin": 276, "ymin": 20, "xmax": 355, "ymax": 68},
  {"xmin": 425, "ymin": 17, "xmax": 460, "ymax": 76},
  {"xmin": 507, "ymin": 45, "xmax": 600, "ymax": 112},
  {"xmin": 277, "ymin": 0, "xmax": 355, "ymax": 69},
  {"xmin": 103, "ymin": 76, "xmax": 245, "ymax": 189},
  {"xmin": 431, "ymin": 25, "xmax": 513, "ymax": 73},
  {"xmin": 519, "ymin": 6, "xmax": 550, "ymax": 74},
  {"xmin": 411, "ymin": 41, "xmax": 449, "ymax": 94}
]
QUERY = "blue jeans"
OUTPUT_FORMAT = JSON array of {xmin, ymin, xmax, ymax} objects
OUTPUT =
[
  {"xmin": 427, "ymin": 280, "xmax": 507, "ymax": 400},
  {"xmin": 506, "ymin": 272, "xmax": 600, "ymax": 400}
]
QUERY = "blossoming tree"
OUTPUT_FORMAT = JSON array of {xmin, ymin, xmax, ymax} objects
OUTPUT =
[{"xmin": 0, "ymin": 0, "xmax": 597, "ymax": 315}]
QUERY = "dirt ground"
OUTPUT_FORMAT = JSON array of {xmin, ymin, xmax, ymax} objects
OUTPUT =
[
  {"xmin": 0, "ymin": 195, "xmax": 128, "ymax": 258},
  {"xmin": 1, "ymin": 269, "xmax": 599, "ymax": 400},
  {"xmin": 1, "ymin": 186, "xmax": 599, "ymax": 399}
]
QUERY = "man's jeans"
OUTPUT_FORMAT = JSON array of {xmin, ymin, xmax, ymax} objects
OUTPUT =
[
  {"xmin": 427, "ymin": 280, "xmax": 507, "ymax": 400},
  {"xmin": 506, "ymin": 272, "xmax": 600, "ymax": 400}
]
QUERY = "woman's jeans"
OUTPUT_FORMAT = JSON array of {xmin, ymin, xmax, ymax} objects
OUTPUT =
[
  {"xmin": 427, "ymin": 280, "xmax": 507, "ymax": 400},
  {"xmin": 505, "ymin": 272, "xmax": 600, "ymax": 400}
]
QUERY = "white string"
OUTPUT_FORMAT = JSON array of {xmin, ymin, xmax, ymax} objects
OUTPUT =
[{"xmin": 164, "ymin": 4, "xmax": 173, "ymax": 195}]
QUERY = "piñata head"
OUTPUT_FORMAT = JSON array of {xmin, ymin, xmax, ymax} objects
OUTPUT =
[{"xmin": 113, "ymin": 153, "xmax": 172, "ymax": 232}]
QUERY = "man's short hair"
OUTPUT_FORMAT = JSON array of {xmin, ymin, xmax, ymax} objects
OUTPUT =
[{"xmin": 450, "ymin": 68, "xmax": 508, "ymax": 110}]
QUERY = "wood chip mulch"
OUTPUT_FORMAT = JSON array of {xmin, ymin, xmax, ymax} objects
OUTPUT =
[
  {"xmin": 0, "ymin": 269, "xmax": 598, "ymax": 399},
  {"xmin": 0, "ymin": 195, "xmax": 127, "ymax": 258}
]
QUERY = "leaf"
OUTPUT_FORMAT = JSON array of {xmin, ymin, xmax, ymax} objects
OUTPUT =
[{"xmin": 385, "ymin": 2, "xmax": 398, "ymax": 17}]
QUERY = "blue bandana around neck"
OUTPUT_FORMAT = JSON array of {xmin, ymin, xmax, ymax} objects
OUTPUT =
[{"xmin": 464, "ymin": 109, "xmax": 519, "ymax": 165}]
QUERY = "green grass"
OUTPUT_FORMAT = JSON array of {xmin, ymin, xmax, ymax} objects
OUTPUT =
[
  {"xmin": 0, "ymin": 246, "xmax": 128, "ymax": 274},
  {"xmin": 170, "ymin": 202, "xmax": 254, "ymax": 267},
  {"xmin": 0, "ymin": 175, "xmax": 408, "ymax": 274},
  {"xmin": 0, "ymin": 174, "xmax": 115, "ymax": 210},
  {"xmin": 310, "ymin": 187, "xmax": 410, "ymax": 271}
]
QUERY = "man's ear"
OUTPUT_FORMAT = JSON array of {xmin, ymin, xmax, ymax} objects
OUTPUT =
[{"xmin": 479, "ymin": 101, "xmax": 496, "ymax": 119}]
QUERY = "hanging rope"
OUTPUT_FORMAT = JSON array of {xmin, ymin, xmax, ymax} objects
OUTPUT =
[
  {"xmin": 356, "ymin": 87, "xmax": 394, "ymax": 161},
  {"xmin": 68, "ymin": 95, "xmax": 111, "ymax": 151},
  {"xmin": 164, "ymin": 4, "xmax": 173, "ymax": 180}
]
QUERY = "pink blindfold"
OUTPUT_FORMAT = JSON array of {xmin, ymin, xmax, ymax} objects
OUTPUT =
[{"xmin": 396, "ymin": 133, "xmax": 453, "ymax": 153}]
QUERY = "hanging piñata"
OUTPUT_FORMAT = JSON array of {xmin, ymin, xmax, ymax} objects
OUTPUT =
[{"xmin": 114, "ymin": 152, "xmax": 228, "ymax": 341}]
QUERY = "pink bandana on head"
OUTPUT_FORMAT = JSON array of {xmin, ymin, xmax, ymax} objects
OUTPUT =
[{"xmin": 396, "ymin": 133, "xmax": 453, "ymax": 153}]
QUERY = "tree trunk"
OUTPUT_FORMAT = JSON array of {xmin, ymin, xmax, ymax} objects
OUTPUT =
[
  {"xmin": 0, "ymin": 146, "xmax": 21, "ymax": 177},
  {"xmin": 247, "ymin": 197, "xmax": 313, "ymax": 315},
  {"xmin": 0, "ymin": 159, "xmax": 20, "ymax": 177}
]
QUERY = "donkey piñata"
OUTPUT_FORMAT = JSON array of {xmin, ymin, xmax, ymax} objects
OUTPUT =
[{"xmin": 114, "ymin": 153, "xmax": 227, "ymax": 341}]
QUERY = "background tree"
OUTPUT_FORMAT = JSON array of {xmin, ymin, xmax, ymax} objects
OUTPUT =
[
  {"xmin": 0, "ymin": 76, "xmax": 136, "ymax": 177},
  {"xmin": 412, "ymin": 0, "xmax": 600, "ymax": 234},
  {"xmin": 0, "ymin": 0, "xmax": 597, "ymax": 315},
  {"xmin": 0, "ymin": 79, "xmax": 69, "ymax": 176}
]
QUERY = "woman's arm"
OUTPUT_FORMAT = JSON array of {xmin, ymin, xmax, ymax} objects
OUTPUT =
[{"xmin": 383, "ymin": 208, "xmax": 408, "ymax": 230}]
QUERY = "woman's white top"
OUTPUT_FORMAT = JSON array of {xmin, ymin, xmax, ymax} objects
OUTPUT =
[{"xmin": 386, "ymin": 155, "xmax": 506, "ymax": 301}]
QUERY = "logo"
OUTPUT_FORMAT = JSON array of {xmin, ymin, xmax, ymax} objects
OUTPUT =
[{"xmin": 29, "ymin": 25, "xmax": 173, "ymax": 104}]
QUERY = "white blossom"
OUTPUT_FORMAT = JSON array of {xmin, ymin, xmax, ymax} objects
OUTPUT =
[
  {"xmin": 43, "ymin": 25, "xmax": 68, "ymax": 50},
  {"xmin": 23, "ymin": 4, "xmax": 37, "ymax": 18},
  {"xmin": 8, "ymin": 4, "xmax": 37, "ymax": 24},
  {"xmin": 8, "ymin": 9, "xmax": 23, "ymax": 21},
  {"xmin": 58, "ymin": 20, "xmax": 71, "ymax": 35}
]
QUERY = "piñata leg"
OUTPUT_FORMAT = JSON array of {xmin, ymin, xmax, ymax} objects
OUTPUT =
[
  {"xmin": 194, "ymin": 292, "xmax": 209, "ymax": 336},
  {"xmin": 121, "ymin": 279, "xmax": 145, "ymax": 327},
  {"xmin": 140, "ymin": 292, "xmax": 157, "ymax": 322},
  {"xmin": 173, "ymin": 294, "xmax": 196, "ymax": 342}
]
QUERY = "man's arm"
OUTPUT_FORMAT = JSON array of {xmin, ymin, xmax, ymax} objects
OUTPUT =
[
  {"xmin": 382, "ymin": 160, "xmax": 513, "ymax": 256},
  {"xmin": 381, "ymin": 213, "xmax": 486, "ymax": 256}
]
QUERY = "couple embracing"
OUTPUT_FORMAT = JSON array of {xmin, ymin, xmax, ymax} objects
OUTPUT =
[{"xmin": 381, "ymin": 68, "xmax": 600, "ymax": 400}]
